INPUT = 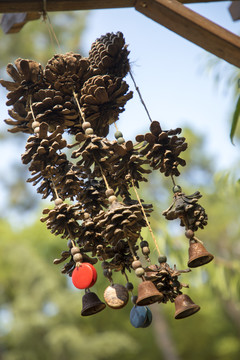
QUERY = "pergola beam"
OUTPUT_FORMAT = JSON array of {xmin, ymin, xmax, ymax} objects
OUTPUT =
[
  {"xmin": 0, "ymin": 0, "xmax": 239, "ymax": 13},
  {"xmin": 135, "ymin": 0, "xmax": 240, "ymax": 68}
]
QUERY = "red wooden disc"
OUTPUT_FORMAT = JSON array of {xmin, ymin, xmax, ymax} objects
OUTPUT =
[
  {"xmin": 72, "ymin": 263, "xmax": 95, "ymax": 289},
  {"xmin": 88, "ymin": 263, "xmax": 97, "ymax": 287}
]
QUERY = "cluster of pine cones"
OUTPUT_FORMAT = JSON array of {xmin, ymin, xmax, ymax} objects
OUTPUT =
[{"xmin": 1, "ymin": 32, "xmax": 210, "ymax": 314}]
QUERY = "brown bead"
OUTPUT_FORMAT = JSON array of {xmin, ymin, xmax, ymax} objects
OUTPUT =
[
  {"xmin": 71, "ymin": 246, "xmax": 80, "ymax": 256},
  {"xmin": 132, "ymin": 260, "xmax": 142, "ymax": 270},
  {"xmin": 105, "ymin": 188, "xmax": 114, "ymax": 197},
  {"xmin": 73, "ymin": 253, "xmax": 83, "ymax": 263},
  {"xmin": 32, "ymin": 121, "xmax": 40, "ymax": 129},
  {"xmin": 135, "ymin": 267, "xmax": 145, "ymax": 277},
  {"xmin": 185, "ymin": 229, "xmax": 194, "ymax": 239},
  {"xmin": 34, "ymin": 127, "xmax": 40, "ymax": 133},
  {"xmin": 108, "ymin": 195, "xmax": 117, "ymax": 203},
  {"xmin": 82, "ymin": 122, "xmax": 91, "ymax": 130},
  {"xmin": 85, "ymin": 127, "xmax": 94, "ymax": 135},
  {"xmin": 54, "ymin": 198, "xmax": 63, "ymax": 206}
]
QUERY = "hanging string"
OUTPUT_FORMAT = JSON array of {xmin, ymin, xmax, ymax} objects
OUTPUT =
[
  {"xmin": 73, "ymin": 90, "xmax": 85, "ymax": 122},
  {"xmin": 93, "ymin": 155, "xmax": 110, "ymax": 190},
  {"xmin": 29, "ymin": 95, "xmax": 37, "ymax": 122},
  {"xmin": 114, "ymin": 122, "xmax": 119, "ymax": 131},
  {"xmin": 131, "ymin": 178, "xmax": 161, "ymax": 256},
  {"xmin": 129, "ymin": 69, "xmax": 153, "ymax": 123},
  {"xmin": 42, "ymin": 0, "xmax": 62, "ymax": 52}
]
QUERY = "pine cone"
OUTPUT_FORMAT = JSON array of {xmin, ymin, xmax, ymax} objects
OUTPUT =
[
  {"xmin": 0, "ymin": 58, "xmax": 44, "ymax": 106},
  {"xmin": 45, "ymin": 53, "xmax": 96, "ymax": 95},
  {"xmin": 162, "ymin": 191, "xmax": 208, "ymax": 231},
  {"xmin": 71, "ymin": 132, "xmax": 116, "ymax": 176},
  {"xmin": 40, "ymin": 202, "xmax": 83, "ymax": 238},
  {"xmin": 4, "ymin": 99, "xmax": 31, "ymax": 133},
  {"xmin": 31, "ymin": 88, "xmax": 79, "ymax": 132},
  {"xmin": 136, "ymin": 121, "xmax": 188, "ymax": 177},
  {"xmin": 89, "ymin": 31, "xmax": 130, "ymax": 77},
  {"xmin": 94, "ymin": 201, "xmax": 149, "ymax": 246},
  {"xmin": 108, "ymin": 140, "xmax": 151, "ymax": 195},
  {"xmin": 80, "ymin": 75, "xmax": 133, "ymax": 136},
  {"xmin": 76, "ymin": 179, "xmax": 109, "ymax": 215}
]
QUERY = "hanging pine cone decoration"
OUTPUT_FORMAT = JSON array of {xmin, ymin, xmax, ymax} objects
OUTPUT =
[
  {"xmin": 136, "ymin": 120, "xmax": 188, "ymax": 177},
  {"xmin": 79, "ymin": 75, "xmax": 133, "ymax": 136},
  {"xmin": 162, "ymin": 189, "xmax": 208, "ymax": 231},
  {"xmin": 0, "ymin": 31, "xmax": 212, "ymax": 323},
  {"xmin": 89, "ymin": 31, "xmax": 130, "ymax": 77},
  {"xmin": 45, "ymin": 53, "xmax": 96, "ymax": 95},
  {"xmin": 30, "ymin": 88, "xmax": 79, "ymax": 132},
  {"xmin": 0, "ymin": 58, "xmax": 44, "ymax": 106}
]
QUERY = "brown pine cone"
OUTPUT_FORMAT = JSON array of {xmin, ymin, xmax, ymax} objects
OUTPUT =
[
  {"xmin": 80, "ymin": 75, "xmax": 133, "ymax": 136},
  {"xmin": 71, "ymin": 132, "xmax": 116, "ymax": 176},
  {"xmin": 162, "ymin": 191, "xmax": 208, "ymax": 231},
  {"xmin": 0, "ymin": 58, "xmax": 44, "ymax": 106},
  {"xmin": 76, "ymin": 179, "xmax": 109, "ymax": 215},
  {"xmin": 94, "ymin": 201, "xmax": 149, "ymax": 246},
  {"xmin": 136, "ymin": 121, "xmax": 188, "ymax": 177},
  {"xmin": 4, "ymin": 99, "xmax": 31, "ymax": 133},
  {"xmin": 45, "ymin": 53, "xmax": 96, "ymax": 95},
  {"xmin": 31, "ymin": 88, "xmax": 79, "ymax": 132},
  {"xmin": 89, "ymin": 31, "xmax": 130, "ymax": 77},
  {"xmin": 40, "ymin": 202, "xmax": 83, "ymax": 238}
]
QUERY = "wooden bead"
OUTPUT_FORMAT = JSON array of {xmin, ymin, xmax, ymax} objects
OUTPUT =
[
  {"xmin": 142, "ymin": 246, "xmax": 150, "ymax": 255},
  {"xmin": 125, "ymin": 282, "xmax": 134, "ymax": 291},
  {"xmin": 71, "ymin": 246, "xmax": 80, "ymax": 256},
  {"xmin": 73, "ymin": 253, "xmax": 83, "ymax": 263},
  {"xmin": 117, "ymin": 137, "xmax": 125, "ymax": 144},
  {"xmin": 32, "ymin": 121, "xmax": 40, "ymax": 129},
  {"xmin": 135, "ymin": 267, "xmax": 145, "ymax": 277},
  {"xmin": 158, "ymin": 255, "xmax": 167, "ymax": 264},
  {"xmin": 185, "ymin": 229, "xmax": 194, "ymax": 239},
  {"xmin": 105, "ymin": 188, "xmax": 114, "ymax": 197},
  {"xmin": 82, "ymin": 122, "xmax": 91, "ymax": 130},
  {"xmin": 132, "ymin": 260, "xmax": 142, "ymax": 270},
  {"xmin": 34, "ymin": 127, "xmax": 40, "ymax": 134},
  {"xmin": 54, "ymin": 198, "xmax": 63, "ymax": 206},
  {"xmin": 85, "ymin": 127, "xmax": 94, "ymax": 135},
  {"xmin": 114, "ymin": 130, "xmax": 123, "ymax": 139},
  {"xmin": 108, "ymin": 195, "xmax": 117, "ymax": 203}
]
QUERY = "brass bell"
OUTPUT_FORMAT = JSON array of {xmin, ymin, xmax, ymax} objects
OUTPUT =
[
  {"xmin": 188, "ymin": 240, "xmax": 214, "ymax": 268},
  {"xmin": 174, "ymin": 294, "xmax": 200, "ymax": 319},
  {"xmin": 136, "ymin": 280, "xmax": 163, "ymax": 306},
  {"xmin": 81, "ymin": 291, "xmax": 106, "ymax": 316}
]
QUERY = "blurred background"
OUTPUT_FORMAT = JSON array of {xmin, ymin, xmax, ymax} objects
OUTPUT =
[{"xmin": 0, "ymin": 1, "xmax": 240, "ymax": 359}]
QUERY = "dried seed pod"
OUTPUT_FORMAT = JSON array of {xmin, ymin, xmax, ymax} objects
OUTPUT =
[
  {"xmin": 79, "ymin": 74, "xmax": 133, "ymax": 136},
  {"xmin": 136, "ymin": 121, "xmax": 188, "ymax": 177},
  {"xmin": 45, "ymin": 53, "xmax": 97, "ymax": 94},
  {"xmin": 89, "ymin": 31, "xmax": 130, "ymax": 77},
  {"xmin": 0, "ymin": 58, "xmax": 44, "ymax": 106}
]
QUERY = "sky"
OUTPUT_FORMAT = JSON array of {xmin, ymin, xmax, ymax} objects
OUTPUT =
[{"xmin": 79, "ymin": 1, "xmax": 240, "ymax": 171}]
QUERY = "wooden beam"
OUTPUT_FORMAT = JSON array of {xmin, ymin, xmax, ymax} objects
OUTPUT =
[
  {"xmin": 229, "ymin": 1, "xmax": 240, "ymax": 21},
  {"xmin": 1, "ymin": 12, "xmax": 41, "ymax": 33},
  {"xmin": 135, "ymin": 0, "xmax": 240, "ymax": 68},
  {"xmin": 0, "ymin": 0, "xmax": 135, "ymax": 13}
]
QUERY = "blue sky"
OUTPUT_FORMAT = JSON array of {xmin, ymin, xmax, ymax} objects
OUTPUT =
[{"xmin": 79, "ymin": 1, "xmax": 239, "ymax": 171}]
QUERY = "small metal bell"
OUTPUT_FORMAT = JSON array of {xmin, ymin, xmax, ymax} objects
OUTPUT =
[
  {"xmin": 188, "ymin": 240, "xmax": 214, "ymax": 268},
  {"xmin": 174, "ymin": 294, "xmax": 200, "ymax": 319},
  {"xmin": 136, "ymin": 280, "xmax": 163, "ymax": 306},
  {"xmin": 81, "ymin": 291, "xmax": 106, "ymax": 316}
]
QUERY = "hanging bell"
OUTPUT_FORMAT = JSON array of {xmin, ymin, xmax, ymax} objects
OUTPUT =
[
  {"xmin": 130, "ymin": 305, "xmax": 152, "ymax": 328},
  {"xmin": 188, "ymin": 240, "xmax": 214, "ymax": 268},
  {"xmin": 81, "ymin": 291, "xmax": 106, "ymax": 316},
  {"xmin": 174, "ymin": 294, "xmax": 200, "ymax": 319},
  {"xmin": 136, "ymin": 280, "xmax": 163, "ymax": 306}
]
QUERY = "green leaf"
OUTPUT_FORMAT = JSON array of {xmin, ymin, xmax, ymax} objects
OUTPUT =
[{"xmin": 230, "ymin": 95, "xmax": 240, "ymax": 144}]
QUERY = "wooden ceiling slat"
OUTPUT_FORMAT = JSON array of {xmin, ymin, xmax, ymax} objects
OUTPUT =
[
  {"xmin": 0, "ymin": 0, "xmax": 135, "ymax": 13},
  {"xmin": 135, "ymin": 0, "xmax": 240, "ymax": 68}
]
